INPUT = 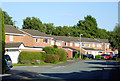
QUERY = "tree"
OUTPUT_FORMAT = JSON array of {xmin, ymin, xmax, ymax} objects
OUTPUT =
[
  {"xmin": 44, "ymin": 23, "xmax": 55, "ymax": 35},
  {"xmin": 22, "ymin": 17, "xmax": 46, "ymax": 33},
  {"xmin": 109, "ymin": 25, "xmax": 120, "ymax": 58},
  {"xmin": 0, "ymin": 8, "xmax": 6, "ymax": 74},
  {"xmin": 3, "ymin": 11, "xmax": 13, "ymax": 25}
]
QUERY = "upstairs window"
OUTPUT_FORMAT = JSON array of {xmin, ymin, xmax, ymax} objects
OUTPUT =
[
  {"xmin": 97, "ymin": 44, "xmax": 101, "ymax": 47},
  {"xmin": 93, "ymin": 43, "xmax": 95, "ymax": 47},
  {"xmin": 43, "ymin": 39, "xmax": 49, "ymax": 43},
  {"xmin": 65, "ymin": 42, "xmax": 67, "ymax": 46},
  {"xmin": 82, "ymin": 43, "xmax": 85, "ymax": 47},
  {"xmin": 36, "ymin": 38, "xmax": 39, "ymax": 43},
  {"xmin": 10, "ymin": 35, "xmax": 13, "ymax": 41},
  {"xmin": 75, "ymin": 42, "xmax": 79, "ymax": 47},
  {"xmin": 88, "ymin": 43, "xmax": 91, "ymax": 47},
  {"xmin": 70, "ymin": 42, "xmax": 73, "ymax": 46}
]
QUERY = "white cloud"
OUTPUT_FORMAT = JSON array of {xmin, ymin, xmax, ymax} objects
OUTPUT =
[{"xmin": 1, "ymin": 0, "xmax": 120, "ymax": 2}]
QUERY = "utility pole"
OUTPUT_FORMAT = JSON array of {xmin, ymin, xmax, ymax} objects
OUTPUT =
[{"xmin": 80, "ymin": 34, "xmax": 83, "ymax": 59}]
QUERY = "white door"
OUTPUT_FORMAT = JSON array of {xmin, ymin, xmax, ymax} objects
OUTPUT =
[{"xmin": 8, "ymin": 51, "xmax": 20, "ymax": 64}]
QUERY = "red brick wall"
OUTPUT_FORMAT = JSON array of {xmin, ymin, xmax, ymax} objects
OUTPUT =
[
  {"xmin": 23, "ymin": 34, "xmax": 52, "ymax": 47},
  {"xmin": 5, "ymin": 35, "xmax": 23, "ymax": 43}
]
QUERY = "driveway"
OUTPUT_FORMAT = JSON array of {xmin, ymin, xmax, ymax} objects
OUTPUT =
[{"xmin": 2, "ymin": 60, "xmax": 120, "ymax": 81}]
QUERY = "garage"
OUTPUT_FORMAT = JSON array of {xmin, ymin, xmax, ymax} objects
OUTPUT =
[{"xmin": 5, "ymin": 49, "xmax": 20, "ymax": 64}]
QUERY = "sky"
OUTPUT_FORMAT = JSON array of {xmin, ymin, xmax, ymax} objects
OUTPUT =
[{"xmin": 1, "ymin": 1, "xmax": 119, "ymax": 31}]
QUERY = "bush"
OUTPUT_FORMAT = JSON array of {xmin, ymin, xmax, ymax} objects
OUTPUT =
[
  {"xmin": 53, "ymin": 45, "xmax": 58, "ymax": 48},
  {"xmin": 19, "ymin": 51, "xmax": 45, "ymax": 64},
  {"xmin": 43, "ymin": 46, "xmax": 56, "ymax": 54},
  {"xmin": 56, "ymin": 48, "xmax": 67, "ymax": 62},
  {"xmin": 95, "ymin": 55, "xmax": 101, "ymax": 59},
  {"xmin": 45, "ymin": 54, "xmax": 59, "ymax": 64},
  {"xmin": 78, "ymin": 50, "xmax": 83, "ymax": 59}
]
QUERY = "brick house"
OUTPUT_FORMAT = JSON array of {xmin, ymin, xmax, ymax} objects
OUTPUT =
[{"xmin": 5, "ymin": 25, "xmax": 118, "ymax": 63}]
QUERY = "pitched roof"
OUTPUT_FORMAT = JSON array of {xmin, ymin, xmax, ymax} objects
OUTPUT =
[
  {"xmin": 20, "ymin": 29, "xmax": 51, "ymax": 37},
  {"xmin": 82, "ymin": 47, "xmax": 104, "ymax": 51},
  {"xmin": 52, "ymin": 36, "xmax": 101, "ymax": 43},
  {"xmin": 5, "ymin": 42, "xmax": 22, "ymax": 48},
  {"xmin": 5, "ymin": 25, "xmax": 24, "ymax": 34},
  {"xmin": 97, "ymin": 39, "xmax": 109, "ymax": 43}
]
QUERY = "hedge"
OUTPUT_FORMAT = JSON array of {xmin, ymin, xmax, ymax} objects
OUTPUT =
[
  {"xmin": 43, "ymin": 46, "xmax": 56, "ymax": 54},
  {"xmin": 19, "ymin": 51, "xmax": 46, "ymax": 64},
  {"xmin": 45, "ymin": 54, "xmax": 59, "ymax": 64},
  {"xmin": 56, "ymin": 48, "xmax": 67, "ymax": 62},
  {"xmin": 95, "ymin": 55, "xmax": 101, "ymax": 59}
]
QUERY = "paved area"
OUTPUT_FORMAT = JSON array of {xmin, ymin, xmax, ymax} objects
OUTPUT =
[{"xmin": 2, "ymin": 60, "xmax": 120, "ymax": 81}]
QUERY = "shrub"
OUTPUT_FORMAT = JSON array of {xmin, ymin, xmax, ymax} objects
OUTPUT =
[
  {"xmin": 43, "ymin": 46, "xmax": 56, "ymax": 54},
  {"xmin": 19, "ymin": 51, "xmax": 44, "ymax": 64},
  {"xmin": 45, "ymin": 54, "xmax": 59, "ymax": 64},
  {"xmin": 78, "ymin": 50, "xmax": 83, "ymax": 59},
  {"xmin": 40, "ymin": 52, "xmax": 46, "ymax": 61},
  {"xmin": 75, "ymin": 53, "xmax": 78, "ymax": 58},
  {"xmin": 56, "ymin": 48, "xmax": 67, "ymax": 62},
  {"xmin": 95, "ymin": 55, "xmax": 101, "ymax": 59},
  {"xmin": 53, "ymin": 45, "xmax": 58, "ymax": 48}
]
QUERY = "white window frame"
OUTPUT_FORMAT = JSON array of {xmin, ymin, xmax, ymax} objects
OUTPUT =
[
  {"xmin": 82, "ymin": 43, "xmax": 85, "ymax": 47},
  {"xmin": 70, "ymin": 42, "xmax": 73, "ymax": 46},
  {"xmin": 36, "ymin": 38, "xmax": 39, "ymax": 43},
  {"xmin": 93, "ymin": 43, "xmax": 95, "ymax": 47},
  {"xmin": 88, "ymin": 43, "xmax": 91, "ymax": 47},
  {"xmin": 56, "ymin": 41, "xmax": 61, "ymax": 46},
  {"xmin": 51, "ymin": 39, "xmax": 54, "ymax": 45},
  {"xmin": 106, "ymin": 44, "xmax": 109, "ymax": 48},
  {"xmin": 43, "ymin": 38, "xmax": 49, "ymax": 43},
  {"xmin": 97, "ymin": 44, "xmax": 101, "ymax": 47},
  {"xmin": 10, "ymin": 35, "xmax": 13, "ymax": 41},
  {"xmin": 75, "ymin": 42, "xmax": 79, "ymax": 47}
]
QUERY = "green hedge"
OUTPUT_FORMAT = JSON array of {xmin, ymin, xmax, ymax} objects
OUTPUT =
[
  {"xmin": 19, "ymin": 51, "xmax": 46, "ymax": 64},
  {"xmin": 53, "ymin": 45, "xmax": 58, "ymax": 48},
  {"xmin": 43, "ymin": 46, "xmax": 56, "ymax": 54},
  {"xmin": 95, "ymin": 55, "xmax": 101, "ymax": 59},
  {"xmin": 45, "ymin": 54, "xmax": 59, "ymax": 64},
  {"xmin": 56, "ymin": 48, "xmax": 67, "ymax": 62}
]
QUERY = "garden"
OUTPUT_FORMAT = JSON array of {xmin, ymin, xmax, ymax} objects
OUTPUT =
[{"xmin": 15, "ymin": 45, "xmax": 68, "ymax": 66}]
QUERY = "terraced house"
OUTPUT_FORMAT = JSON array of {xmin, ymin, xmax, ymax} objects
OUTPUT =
[{"xmin": 5, "ymin": 25, "xmax": 118, "ymax": 63}]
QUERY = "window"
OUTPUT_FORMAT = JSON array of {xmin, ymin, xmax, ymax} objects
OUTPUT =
[
  {"xmin": 97, "ymin": 44, "xmax": 101, "ymax": 47},
  {"xmin": 70, "ymin": 42, "xmax": 73, "ymax": 46},
  {"xmin": 36, "ymin": 38, "xmax": 39, "ymax": 43},
  {"xmin": 65, "ymin": 42, "xmax": 67, "ymax": 46},
  {"xmin": 93, "ymin": 43, "xmax": 95, "ymax": 47},
  {"xmin": 10, "ymin": 35, "xmax": 13, "ymax": 41},
  {"xmin": 82, "ymin": 43, "xmax": 85, "ymax": 47},
  {"xmin": 75, "ymin": 42, "xmax": 79, "ymax": 47},
  {"xmin": 56, "ymin": 41, "xmax": 61, "ymax": 46},
  {"xmin": 51, "ymin": 40, "xmax": 54, "ymax": 45},
  {"xmin": 88, "ymin": 43, "xmax": 91, "ymax": 47},
  {"xmin": 106, "ymin": 44, "xmax": 109, "ymax": 48},
  {"xmin": 43, "ymin": 39, "xmax": 49, "ymax": 43}
]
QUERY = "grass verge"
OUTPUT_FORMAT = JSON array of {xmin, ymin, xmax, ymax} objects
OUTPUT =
[{"xmin": 13, "ymin": 62, "xmax": 64, "ymax": 66}]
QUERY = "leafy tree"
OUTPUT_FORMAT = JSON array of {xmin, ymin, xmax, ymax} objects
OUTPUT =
[
  {"xmin": 3, "ymin": 11, "xmax": 13, "ymax": 25},
  {"xmin": 0, "ymin": 9, "xmax": 6, "ymax": 74},
  {"xmin": 44, "ymin": 23, "xmax": 55, "ymax": 35},
  {"xmin": 22, "ymin": 17, "xmax": 46, "ymax": 33},
  {"xmin": 109, "ymin": 26, "xmax": 120, "ymax": 58}
]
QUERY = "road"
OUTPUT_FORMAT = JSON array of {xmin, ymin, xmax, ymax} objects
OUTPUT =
[{"xmin": 2, "ymin": 60, "xmax": 120, "ymax": 81}]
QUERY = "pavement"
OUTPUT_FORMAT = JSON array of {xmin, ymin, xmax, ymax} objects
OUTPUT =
[{"xmin": 1, "ymin": 60, "xmax": 120, "ymax": 81}]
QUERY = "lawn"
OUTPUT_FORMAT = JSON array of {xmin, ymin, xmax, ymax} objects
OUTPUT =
[{"xmin": 12, "ymin": 61, "xmax": 64, "ymax": 66}]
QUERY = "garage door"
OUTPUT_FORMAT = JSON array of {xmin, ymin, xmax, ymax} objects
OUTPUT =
[{"xmin": 8, "ymin": 51, "xmax": 20, "ymax": 64}]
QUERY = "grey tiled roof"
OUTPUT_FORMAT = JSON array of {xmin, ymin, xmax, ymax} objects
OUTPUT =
[
  {"xmin": 5, "ymin": 42, "xmax": 22, "ymax": 48},
  {"xmin": 52, "ymin": 36, "xmax": 102, "ymax": 43},
  {"xmin": 5, "ymin": 25, "xmax": 24, "ymax": 34},
  {"xmin": 82, "ymin": 47, "xmax": 104, "ymax": 51},
  {"xmin": 21, "ymin": 29, "xmax": 51, "ymax": 37}
]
